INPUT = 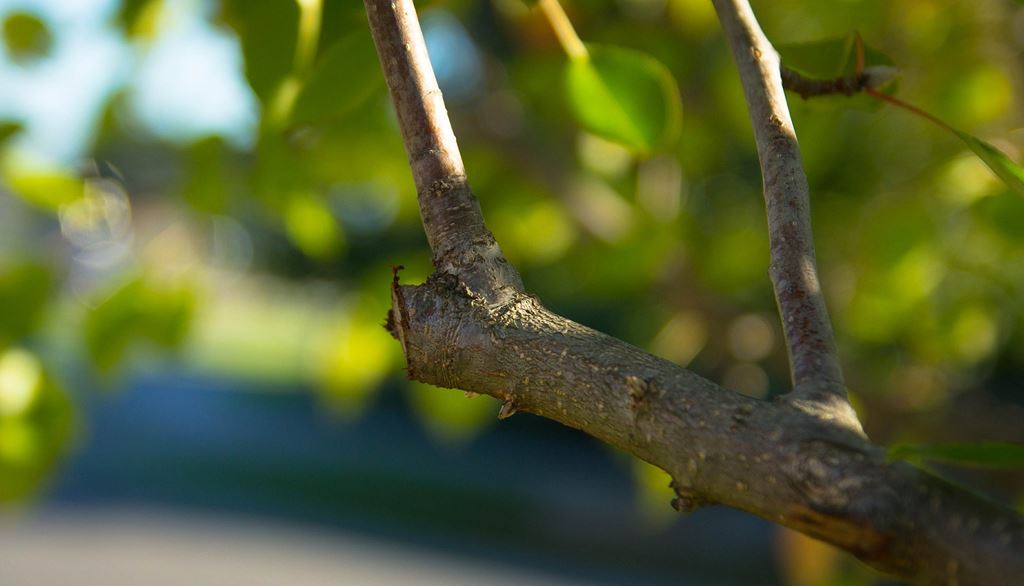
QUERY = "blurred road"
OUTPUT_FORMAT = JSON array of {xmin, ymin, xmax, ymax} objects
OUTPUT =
[
  {"xmin": 0, "ymin": 507, "xmax": 579, "ymax": 586},
  {"xmin": 1, "ymin": 370, "xmax": 780, "ymax": 585}
]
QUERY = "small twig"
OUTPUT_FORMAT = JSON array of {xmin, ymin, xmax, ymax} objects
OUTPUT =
[
  {"xmin": 780, "ymin": 66, "xmax": 869, "ymax": 99},
  {"xmin": 294, "ymin": 0, "xmax": 323, "ymax": 75},
  {"xmin": 711, "ymin": 0, "xmax": 854, "ymax": 418},
  {"xmin": 780, "ymin": 64, "xmax": 897, "ymax": 101},
  {"xmin": 779, "ymin": 34, "xmax": 898, "ymax": 102},
  {"xmin": 537, "ymin": 0, "xmax": 588, "ymax": 60},
  {"xmin": 780, "ymin": 55, "xmax": 957, "ymax": 136}
]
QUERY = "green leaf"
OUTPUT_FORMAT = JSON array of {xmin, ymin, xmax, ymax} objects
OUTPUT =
[
  {"xmin": 289, "ymin": 29, "xmax": 382, "ymax": 128},
  {"xmin": 632, "ymin": 459, "xmax": 676, "ymax": 521},
  {"xmin": 0, "ymin": 263, "xmax": 52, "ymax": 346},
  {"xmin": 115, "ymin": 0, "xmax": 163, "ymax": 39},
  {"xmin": 407, "ymin": 382, "xmax": 496, "ymax": 444},
  {"xmin": 315, "ymin": 298, "xmax": 398, "ymax": 416},
  {"xmin": 0, "ymin": 349, "xmax": 74, "ymax": 503},
  {"xmin": 84, "ymin": 277, "xmax": 196, "ymax": 374},
  {"xmin": 971, "ymin": 192, "xmax": 1024, "ymax": 241},
  {"xmin": 217, "ymin": 0, "xmax": 300, "ymax": 102},
  {"xmin": 283, "ymin": 193, "xmax": 345, "ymax": 260},
  {"xmin": 888, "ymin": 442, "xmax": 1024, "ymax": 468},
  {"xmin": 565, "ymin": 44, "xmax": 682, "ymax": 155},
  {"xmin": 0, "ymin": 122, "xmax": 22, "ymax": 145},
  {"xmin": 0, "ymin": 164, "xmax": 85, "ymax": 211},
  {"xmin": 777, "ymin": 33, "xmax": 893, "ymax": 80},
  {"xmin": 953, "ymin": 131, "xmax": 1024, "ymax": 198},
  {"xmin": 183, "ymin": 136, "xmax": 232, "ymax": 213},
  {"xmin": 1, "ymin": 12, "xmax": 52, "ymax": 63}
]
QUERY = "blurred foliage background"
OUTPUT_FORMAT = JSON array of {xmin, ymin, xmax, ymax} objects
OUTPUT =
[{"xmin": 0, "ymin": 0, "xmax": 1022, "ymax": 583}]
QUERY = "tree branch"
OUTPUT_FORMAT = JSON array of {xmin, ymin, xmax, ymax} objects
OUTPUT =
[
  {"xmin": 780, "ymin": 65, "xmax": 868, "ymax": 99},
  {"xmin": 711, "ymin": 0, "xmax": 851, "ymax": 415},
  {"xmin": 780, "ymin": 64, "xmax": 899, "ymax": 101},
  {"xmin": 363, "ymin": 0, "xmax": 521, "ymax": 304},
  {"xmin": 364, "ymin": 0, "xmax": 1024, "ymax": 583},
  {"xmin": 394, "ymin": 276, "xmax": 1024, "ymax": 584}
]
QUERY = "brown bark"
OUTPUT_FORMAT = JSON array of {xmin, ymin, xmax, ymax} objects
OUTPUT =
[
  {"xmin": 711, "ymin": 0, "xmax": 849, "ymax": 409},
  {"xmin": 362, "ymin": 0, "xmax": 521, "ymax": 305},
  {"xmin": 780, "ymin": 66, "xmax": 869, "ymax": 99},
  {"xmin": 363, "ymin": 0, "xmax": 1024, "ymax": 583}
]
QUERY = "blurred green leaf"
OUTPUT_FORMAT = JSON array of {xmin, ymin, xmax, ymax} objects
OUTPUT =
[
  {"xmin": 493, "ymin": 199, "xmax": 576, "ymax": 266},
  {"xmin": 0, "ymin": 165, "xmax": 84, "ymax": 210},
  {"xmin": 183, "ymin": 136, "xmax": 232, "ymax": 213},
  {"xmin": 83, "ymin": 280, "xmax": 142, "ymax": 373},
  {"xmin": 971, "ymin": 192, "xmax": 1024, "ymax": 241},
  {"xmin": 289, "ymin": 29, "xmax": 382, "ymax": 128},
  {"xmin": 252, "ymin": 129, "xmax": 305, "ymax": 204},
  {"xmin": 0, "ymin": 349, "xmax": 74, "ymax": 503},
  {"xmin": 218, "ymin": 0, "xmax": 300, "ymax": 101},
  {"xmin": 2, "ymin": 12, "xmax": 52, "ymax": 62},
  {"xmin": 953, "ymin": 131, "xmax": 1024, "ymax": 198},
  {"xmin": 141, "ymin": 287, "xmax": 196, "ymax": 350},
  {"xmin": 0, "ymin": 262, "xmax": 52, "ymax": 347},
  {"xmin": 861, "ymin": 77, "xmax": 1022, "ymax": 198},
  {"xmin": 888, "ymin": 442, "xmax": 1024, "ymax": 468},
  {"xmin": 116, "ymin": 0, "xmax": 163, "ymax": 39},
  {"xmin": 0, "ymin": 348, "xmax": 46, "ymax": 418},
  {"xmin": 565, "ymin": 44, "xmax": 682, "ymax": 154},
  {"xmin": 316, "ymin": 1, "xmax": 372, "ymax": 52},
  {"xmin": 284, "ymin": 193, "xmax": 345, "ymax": 260},
  {"xmin": 407, "ymin": 382, "xmax": 496, "ymax": 444},
  {"xmin": 84, "ymin": 276, "xmax": 196, "ymax": 374},
  {"xmin": 632, "ymin": 459, "xmax": 676, "ymax": 522},
  {"xmin": 316, "ymin": 296, "xmax": 398, "ymax": 415},
  {"xmin": 0, "ymin": 121, "xmax": 22, "ymax": 145}
]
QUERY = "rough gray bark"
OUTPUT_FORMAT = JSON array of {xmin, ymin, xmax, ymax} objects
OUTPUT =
[{"xmin": 364, "ymin": 0, "xmax": 1024, "ymax": 583}]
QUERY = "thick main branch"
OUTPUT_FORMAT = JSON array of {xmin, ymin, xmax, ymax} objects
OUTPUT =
[
  {"xmin": 711, "ymin": 0, "xmax": 848, "ymax": 409},
  {"xmin": 392, "ymin": 276, "xmax": 1024, "ymax": 585}
]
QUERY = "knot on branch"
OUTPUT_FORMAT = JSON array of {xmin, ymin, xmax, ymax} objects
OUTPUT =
[
  {"xmin": 669, "ymin": 478, "xmax": 710, "ymax": 513},
  {"xmin": 626, "ymin": 375, "xmax": 653, "ymax": 418},
  {"xmin": 497, "ymin": 398, "xmax": 518, "ymax": 420},
  {"xmin": 426, "ymin": 174, "xmax": 467, "ymax": 198},
  {"xmin": 784, "ymin": 440, "xmax": 881, "ymax": 522}
]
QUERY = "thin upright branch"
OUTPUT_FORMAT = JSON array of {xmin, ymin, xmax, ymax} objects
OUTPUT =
[
  {"xmin": 711, "ymin": 0, "xmax": 852, "ymax": 416},
  {"xmin": 364, "ymin": 0, "xmax": 522, "ymax": 303},
  {"xmin": 537, "ymin": 0, "xmax": 588, "ymax": 60}
]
